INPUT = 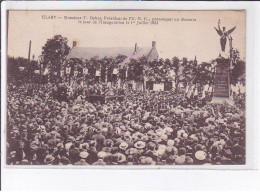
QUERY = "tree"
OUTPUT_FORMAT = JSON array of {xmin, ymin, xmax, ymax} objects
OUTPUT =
[
  {"xmin": 115, "ymin": 54, "xmax": 128, "ymax": 65},
  {"xmin": 127, "ymin": 56, "xmax": 147, "ymax": 82},
  {"xmin": 7, "ymin": 56, "xmax": 24, "ymax": 83},
  {"xmin": 230, "ymin": 49, "xmax": 245, "ymax": 85},
  {"xmin": 24, "ymin": 59, "xmax": 39, "ymax": 81},
  {"xmin": 41, "ymin": 35, "xmax": 70, "ymax": 73},
  {"xmin": 7, "ymin": 56, "xmax": 38, "ymax": 84},
  {"xmin": 171, "ymin": 57, "xmax": 182, "ymax": 93}
]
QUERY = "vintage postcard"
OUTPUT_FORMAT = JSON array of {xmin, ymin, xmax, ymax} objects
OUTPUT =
[{"xmin": 5, "ymin": 10, "xmax": 246, "ymax": 167}]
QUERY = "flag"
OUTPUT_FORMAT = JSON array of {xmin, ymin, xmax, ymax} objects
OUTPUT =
[
  {"xmin": 43, "ymin": 68, "xmax": 49, "ymax": 75},
  {"xmin": 113, "ymin": 68, "xmax": 118, "ymax": 74},
  {"xmin": 204, "ymin": 84, "xmax": 209, "ymax": 91},
  {"xmin": 187, "ymin": 85, "xmax": 194, "ymax": 98},
  {"xmin": 80, "ymin": 80, "xmax": 84, "ymax": 87},
  {"xmin": 44, "ymin": 61, "xmax": 51, "ymax": 75},
  {"xmin": 96, "ymin": 70, "xmax": 101, "ymax": 76},
  {"xmin": 172, "ymin": 81, "xmax": 176, "ymax": 90},
  {"xmin": 19, "ymin": 67, "xmax": 25, "ymax": 71},
  {"xmin": 185, "ymin": 84, "xmax": 189, "ymax": 94},
  {"xmin": 83, "ymin": 68, "xmax": 88, "ymax": 75},
  {"xmin": 60, "ymin": 70, "xmax": 64, "ymax": 77},
  {"xmin": 209, "ymin": 86, "xmax": 213, "ymax": 93},
  {"xmin": 153, "ymin": 83, "xmax": 164, "ymax": 91},
  {"xmin": 187, "ymin": 87, "xmax": 192, "ymax": 99},
  {"xmin": 194, "ymin": 87, "xmax": 198, "ymax": 96},
  {"xmin": 202, "ymin": 89, "xmax": 206, "ymax": 99},
  {"xmin": 66, "ymin": 67, "xmax": 71, "ymax": 74}
]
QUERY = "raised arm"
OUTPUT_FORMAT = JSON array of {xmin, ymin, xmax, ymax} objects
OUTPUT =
[{"xmin": 218, "ymin": 19, "xmax": 221, "ymax": 31}]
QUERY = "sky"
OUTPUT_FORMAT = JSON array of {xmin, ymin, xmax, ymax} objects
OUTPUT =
[{"xmin": 7, "ymin": 10, "xmax": 245, "ymax": 63}]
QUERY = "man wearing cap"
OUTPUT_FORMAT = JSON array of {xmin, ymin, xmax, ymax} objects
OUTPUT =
[
  {"xmin": 75, "ymin": 151, "xmax": 90, "ymax": 165},
  {"xmin": 68, "ymin": 144, "xmax": 81, "ymax": 164}
]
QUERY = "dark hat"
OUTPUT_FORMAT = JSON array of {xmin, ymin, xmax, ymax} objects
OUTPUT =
[{"xmin": 44, "ymin": 154, "xmax": 55, "ymax": 164}]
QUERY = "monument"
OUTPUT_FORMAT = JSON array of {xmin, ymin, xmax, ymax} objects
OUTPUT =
[{"xmin": 212, "ymin": 20, "xmax": 236, "ymax": 103}]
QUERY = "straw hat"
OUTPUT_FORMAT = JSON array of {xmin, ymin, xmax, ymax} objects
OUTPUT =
[
  {"xmin": 186, "ymin": 156, "xmax": 194, "ymax": 164},
  {"xmin": 175, "ymin": 155, "xmax": 185, "ymax": 165},
  {"xmin": 195, "ymin": 150, "xmax": 207, "ymax": 161},
  {"xmin": 57, "ymin": 143, "xmax": 64, "ymax": 149},
  {"xmin": 44, "ymin": 154, "xmax": 55, "ymax": 164},
  {"xmin": 30, "ymin": 141, "xmax": 39, "ymax": 150},
  {"xmin": 158, "ymin": 144, "xmax": 167, "ymax": 150},
  {"xmin": 167, "ymin": 140, "xmax": 175, "ymax": 146},
  {"xmin": 132, "ymin": 132, "xmax": 143, "ymax": 141},
  {"xmin": 145, "ymin": 157, "xmax": 156, "ymax": 165},
  {"xmin": 97, "ymin": 151, "xmax": 107, "ymax": 159},
  {"xmin": 119, "ymin": 142, "xmax": 128, "ymax": 150},
  {"xmin": 156, "ymin": 148, "xmax": 165, "ymax": 156},
  {"xmin": 134, "ymin": 141, "xmax": 146, "ymax": 149},
  {"xmin": 161, "ymin": 134, "xmax": 168, "ymax": 141},
  {"xmin": 79, "ymin": 143, "xmax": 89, "ymax": 150},
  {"xmin": 79, "ymin": 151, "xmax": 89, "ymax": 159},
  {"xmin": 165, "ymin": 127, "xmax": 173, "ymax": 133},
  {"xmin": 174, "ymin": 138, "xmax": 180, "ymax": 144},
  {"xmin": 116, "ymin": 153, "xmax": 127, "ymax": 163},
  {"xmin": 10, "ymin": 151, "xmax": 16, "ymax": 158},
  {"xmin": 183, "ymin": 133, "xmax": 188, "ymax": 139},
  {"xmin": 165, "ymin": 146, "xmax": 173, "ymax": 153},
  {"xmin": 65, "ymin": 142, "xmax": 73, "ymax": 150},
  {"xmin": 145, "ymin": 123, "xmax": 152, "ymax": 129}
]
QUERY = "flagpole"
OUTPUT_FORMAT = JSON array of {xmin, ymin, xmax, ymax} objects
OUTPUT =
[{"xmin": 39, "ymin": 59, "xmax": 42, "ymax": 89}]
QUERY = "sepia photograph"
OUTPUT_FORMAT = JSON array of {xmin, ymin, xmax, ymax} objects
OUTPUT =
[{"xmin": 5, "ymin": 10, "xmax": 246, "ymax": 166}]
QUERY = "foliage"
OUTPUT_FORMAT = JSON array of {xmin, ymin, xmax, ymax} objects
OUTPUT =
[
  {"xmin": 230, "ymin": 50, "xmax": 245, "ymax": 86},
  {"xmin": 7, "ymin": 56, "xmax": 38, "ymax": 84},
  {"xmin": 41, "ymin": 35, "xmax": 70, "ymax": 72},
  {"xmin": 10, "ymin": 36, "xmax": 245, "ymax": 93},
  {"xmin": 127, "ymin": 56, "xmax": 147, "ymax": 82},
  {"xmin": 125, "ymin": 55, "xmax": 216, "ymax": 93}
]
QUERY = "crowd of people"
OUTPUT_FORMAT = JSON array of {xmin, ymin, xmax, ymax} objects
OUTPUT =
[
  {"xmin": 51, "ymin": 82, "xmax": 125, "ymax": 103},
  {"xmin": 6, "ymin": 82, "xmax": 245, "ymax": 165},
  {"xmin": 233, "ymin": 93, "xmax": 246, "ymax": 110}
]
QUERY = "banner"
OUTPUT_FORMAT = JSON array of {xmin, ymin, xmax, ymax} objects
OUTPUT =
[
  {"xmin": 60, "ymin": 70, "xmax": 64, "ymax": 77},
  {"xmin": 185, "ymin": 85, "xmax": 189, "ymax": 94},
  {"xmin": 96, "ymin": 70, "xmax": 101, "ymax": 76},
  {"xmin": 194, "ymin": 87, "xmax": 198, "ymax": 96},
  {"xmin": 113, "ymin": 68, "xmax": 118, "ymax": 74},
  {"xmin": 19, "ymin": 67, "xmax": 25, "ymax": 71},
  {"xmin": 201, "ymin": 89, "xmax": 206, "ymax": 99},
  {"xmin": 43, "ymin": 68, "xmax": 49, "ymax": 75},
  {"xmin": 66, "ymin": 67, "xmax": 71, "ymax": 74},
  {"xmin": 34, "ymin": 70, "xmax": 40, "ymax": 74},
  {"xmin": 83, "ymin": 68, "xmax": 88, "ymax": 75},
  {"xmin": 153, "ymin": 83, "xmax": 164, "ymax": 91}
]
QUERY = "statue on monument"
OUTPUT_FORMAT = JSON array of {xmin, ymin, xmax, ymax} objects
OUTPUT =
[{"xmin": 214, "ymin": 19, "xmax": 236, "ymax": 54}]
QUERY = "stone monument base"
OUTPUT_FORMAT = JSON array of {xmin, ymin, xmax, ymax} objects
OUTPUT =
[
  {"xmin": 212, "ymin": 56, "xmax": 230, "ymax": 101},
  {"xmin": 211, "ymin": 96, "xmax": 235, "ymax": 106}
]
